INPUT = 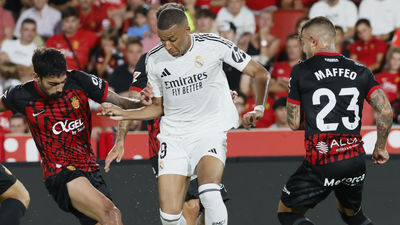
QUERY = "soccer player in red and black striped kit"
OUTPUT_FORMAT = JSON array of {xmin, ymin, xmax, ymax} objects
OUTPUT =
[
  {"xmin": 0, "ymin": 48, "xmax": 144, "ymax": 225},
  {"xmin": 277, "ymin": 17, "xmax": 392, "ymax": 225}
]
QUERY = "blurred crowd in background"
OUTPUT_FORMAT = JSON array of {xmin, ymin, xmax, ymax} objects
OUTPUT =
[{"xmin": 0, "ymin": 0, "xmax": 400, "ymax": 137}]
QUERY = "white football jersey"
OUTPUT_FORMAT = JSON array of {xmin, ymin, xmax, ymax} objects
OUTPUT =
[{"xmin": 147, "ymin": 33, "xmax": 251, "ymax": 136}]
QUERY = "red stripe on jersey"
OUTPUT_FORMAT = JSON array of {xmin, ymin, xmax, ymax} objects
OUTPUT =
[
  {"xmin": 315, "ymin": 52, "xmax": 341, "ymax": 56},
  {"xmin": 129, "ymin": 86, "xmax": 142, "ymax": 92},
  {"xmin": 1, "ymin": 98, "xmax": 8, "ymax": 110},
  {"xmin": 287, "ymin": 97, "xmax": 300, "ymax": 105},
  {"xmin": 100, "ymin": 81, "xmax": 109, "ymax": 102},
  {"xmin": 366, "ymin": 85, "xmax": 381, "ymax": 102},
  {"xmin": 34, "ymin": 81, "xmax": 48, "ymax": 98}
]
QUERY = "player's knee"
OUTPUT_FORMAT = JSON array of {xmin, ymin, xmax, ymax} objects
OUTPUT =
[
  {"xmin": 100, "ymin": 202, "xmax": 121, "ymax": 222},
  {"xmin": 160, "ymin": 209, "xmax": 185, "ymax": 225},
  {"xmin": 339, "ymin": 209, "xmax": 373, "ymax": 225},
  {"xmin": 277, "ymin": 212, "xmax": 314, "ymax": 225},
  {"xmin": 184, "ymin": 199, "xmax": 200, "ymax": 216},
  {"xmin": 198, "ymin": 183, "xmax": 224, "ymax": 208},
  {"xmin": 11, "ymin": 180, "xmax": 30, "ymax": 209}
]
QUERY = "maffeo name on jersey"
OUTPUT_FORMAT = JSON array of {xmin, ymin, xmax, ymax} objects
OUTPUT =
[
  {"xmin": 314, "ymin": 68, "xmax": 357, "ymax": 81},
  {"xmin": 52, "ymin": 119, "xmax": 85, "ymax": 135},
  {"xmin": 165, "ymin": 72, "xmax": 208, "ymax": 96},
  {"xmin": 324, "ymin": 174, "xmax": 365, "ymax": 187}
]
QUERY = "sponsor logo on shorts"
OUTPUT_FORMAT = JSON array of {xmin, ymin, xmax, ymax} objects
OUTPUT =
[
  {"xmin": 282, "ymin": 185, "xmax": 290, "ymax": 195},
  {"xmin": 66, "ymin": 165, "xmax": 76, "ymax": 171},
  {"xmin": 208, "ymin": 148, "xmax": 217, "ymax": 154},
  {"xmin": 212, "ymin": 219, "xmax": 226, "ymax": 225},
  {"xmin": 324, "ymin": 174, "xmax": 365, "ymax": 187}
]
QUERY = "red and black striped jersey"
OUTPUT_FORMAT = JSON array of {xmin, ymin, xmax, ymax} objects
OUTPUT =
[
  {"xmin": 1, "ymin": 70, "xmax": 108, "ymax": 178},
  {"xmin": 288, "ymin": 52, "xmax": 380, "ymax": 165},
  {"xmin": 130, "ymin": 53, "xmax": 160, "ymax": 159}
]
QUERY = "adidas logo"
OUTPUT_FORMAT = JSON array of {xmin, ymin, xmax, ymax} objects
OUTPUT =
[
  {"xmin": 208, "ymin": 148, "xmax": 217, "ymax": 154},
  {"xmin": 161, "ymin": 68, "xmax": 171, "ymax": 77}
]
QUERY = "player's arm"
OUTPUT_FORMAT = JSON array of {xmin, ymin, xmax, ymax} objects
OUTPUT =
[
  {"xmin": 368, "ymin": 88, "xmax": 392, "ymax": 164},
  {"xmin": 241, "ymin": 59, "xmax": 271, "ymax": 129},
  {"xmin": 104, "ymin": 89, "xmax": 142, "ymax": 109},
  {"xmin": 101, "ymin": 96, "xmax": 163, "ymax": 121},
  {"xmin": 286, "ymin": 102, "xmax": 303, "ymax": 130}
]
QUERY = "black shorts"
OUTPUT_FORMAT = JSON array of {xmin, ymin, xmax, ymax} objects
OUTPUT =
[
  {"xmin": 44, "ymin": 168, "xmax": 113, "ymax": 225},
  {"xmin": 281, "ymin": 155, "xmax": 366, "ymax": 211},
  {"xmin": 151, "ymin": 157, "xmax": 229, "ymax": 203},
  {"xmin": 0, "ymin": 163, "xmax": 17, "ymax": 195}
]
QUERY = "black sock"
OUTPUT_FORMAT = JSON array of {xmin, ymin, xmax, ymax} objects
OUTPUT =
[
  {"xmin": 0, "ymin": 198, "xmax": 26, "ymax": 225},
  {"xmin": 278, "ymin": 212, "xmax": 314, "ymax": 225},
  {"xmin": 339, "ymin": 209, "xmax": 373, "ymax": 225}
]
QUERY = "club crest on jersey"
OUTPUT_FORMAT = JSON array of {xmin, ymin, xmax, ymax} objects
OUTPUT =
[
  {"xmin": 231, "ymin": 47, "xmax": 246, "ymax": 63},
  {"xmin": 194, "ymin": 56, "xmax": 204, "ymax": 68},
  {"xmin": 71, "ymin": 97, "xmax": 80, "ymax": 109},
  {"xmin": 132, "ymin": 71, "xmax": 141, "ymax": 83},
  {"xmin": 73, "ymin": 40, "xmax": 79, "ymax": 50}
]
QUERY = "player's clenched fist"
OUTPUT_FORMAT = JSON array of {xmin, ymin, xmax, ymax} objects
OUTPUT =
[
  {"xmin": 372, "ymin": 147, "xmax": 390, "ymax": 165},
  {"xmin": 242, "ymin": 110, "xmax": 263, "ymax": 129},
  {"xmin": 140, "ymin": 83, "xmax": 153, "ymax": 106}
]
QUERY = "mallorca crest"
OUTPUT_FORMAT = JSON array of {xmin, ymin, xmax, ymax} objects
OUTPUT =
[{"xmin": 71, "ymin": 97, "xmax": 80, "ymax": 109}]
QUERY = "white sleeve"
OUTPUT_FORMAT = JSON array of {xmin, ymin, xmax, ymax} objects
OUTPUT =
[
  {"xmin": 212, "ymin": 34, "xmax": 251, "ymax": 72},
  {"xmin": 345, "ymin": 1, "xmax": 358, "ymax": 28},
  {"xmin": 146, "ymin": 58, "xmax": 163, "ymax": 98},
  {"xmin": 358, "ymin": 1, "xmax": 370, "ymax": 20},
  {"xmin": 308, "ymin": 3, "xmax": 322, "ymax": 18}
]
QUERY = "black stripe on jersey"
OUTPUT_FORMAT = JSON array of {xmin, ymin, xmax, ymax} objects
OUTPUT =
[
  {"xmin": 148, "ymin": 44, "xmax": 164, "ymax": 57},
  {"xmin": 194, "ymin": 34, "xmax": 233, "ymax": 48}
]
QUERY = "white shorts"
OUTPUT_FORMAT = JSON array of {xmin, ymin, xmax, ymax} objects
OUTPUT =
[{"xmin": 157, "ymin": 131, "xmax": 227, "ymax": 177}]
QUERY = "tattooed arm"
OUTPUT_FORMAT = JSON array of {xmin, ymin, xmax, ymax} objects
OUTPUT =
[
  {"xmin": 286, "ymin": 102, "xmax": 304, "ymax": 130},
  {"xmin": 368, "ymin": 88, "xmax": 392, "ymax": 164},
  {"xmin": 105, "ymin": 89, "xmax": 142, "ymax": 109}
]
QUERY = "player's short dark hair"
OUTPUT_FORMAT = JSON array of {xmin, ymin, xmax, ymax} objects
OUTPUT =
[
  {"xmin": 61, "ymin": 6, "xmax": 79, "ymax": 20},
  {"xmin": 301, "ymin": 16, "xmax": 336, "ymax": 38},
  {"xmin": 21, "ymin": 18, "xmax": 36, "ymax": 27},
  {"xmin": 156, "ymin": 3, "xmax": 185, "ymax": 18},
  {"xmin": 134, "ymin": 5, "xmax": 149, "ymax": 17},
  {"xmin": 273, "ymin": 97, "xmax": 287, "ymax": 110},
  {"xmin": 355, "ymin": 18, "xmax": 371, "ymax": 28},
  {"xmin": 286, "ymin": 33, "xmax": 299, "ymax": 42},
  {"xmin": 157, "ymin": 7, "xmax": 188, "ymax": 30},
  {"xmin": 10, "ymin": 113, "xmax": 25, "ymax": 121},
  {"xmin": 32, "ymin": 48, "xmax": 67, "ymax": 78},
  {"xmin": 195, "ymin": 8, "xmax": 216, "ymax": 20},
  {"xmin": 126, "ymin": 36, "xmax": 143, "ymax": 48}
]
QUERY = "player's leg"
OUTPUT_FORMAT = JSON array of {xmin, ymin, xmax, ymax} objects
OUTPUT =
[
  {"xmin": 183, "ymin": 199, "xmax": 200, "ymax": 225},
  {"xmin": 0, "ymin": 164, "xmax": 30, "ymax": 225},
  {"xmin": 67, "ymin": 176, "xmax": 122, "ymax": 225},
  {"xmin": 277, "ymin": 161, "xmax": 332, "ymax": 225},
  {"xmin": 193, "ymin": 132, "xmax": 228, "ymax": 225},
  {"xmin": 158, "ymin": 174, "xmax": 190, "ymax": 225}
]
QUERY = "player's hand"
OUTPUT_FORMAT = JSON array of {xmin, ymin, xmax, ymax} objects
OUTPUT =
[
  {"xmin": 242, "ymin": 110, "xmax": 263, "ymax": 130},
  {"xmin": 230, "ymin": 90, "xmax": 238, "ymax": 102},
  {"xmin": 372, "ymin": 147, "xmax": 389, "ymax": 165},
  {"xmin": 104, "ymin": 141, "xmax": 124, "ymax": 173},
  {"xmin": 99, "ymin": 102, "xmax": 125, "ymax": 120},
  {"xmin": 140, "ymin": 83, "xmax": 153, "ymax": 106}
]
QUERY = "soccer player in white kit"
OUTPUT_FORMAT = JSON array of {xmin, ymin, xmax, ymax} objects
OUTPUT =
[{"xmin": 100, "ymin": 4, "xmax": 270, "ymax": 225}]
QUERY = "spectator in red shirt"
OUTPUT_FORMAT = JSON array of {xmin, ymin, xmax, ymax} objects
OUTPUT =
[
  {"xmin": 77, "ymin": 0, "xmax": 112, "ymax": 33},
  {"xmin": 375, "ymin": 47, "xmax": 400, "ymax": 103},
  {"xmin": 0, "ymin": 0, "xmax": 15, "ymax": 46},
  {"xmin": 46, "ymin": 7, "xmax": 99, "ymax": 70},
  {"xmin": 270, "ymin": 34, "xmax": 302, "ymax": 98},
  {"xmin": 88, "ymin": 27, "xmax": 124, "ymax": 79},
  {"xmin": 350, "ymin": 19, "xmax": 387, "ymax": 73}
]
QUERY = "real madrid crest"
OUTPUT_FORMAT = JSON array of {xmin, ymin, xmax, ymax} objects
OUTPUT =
[
  {"xmin": 71, "ymin": 97, "xmax": 80, "ymax": 109},
  {"xmin": 195, "ymin": 56, "xmax": 204, "ymax": 68}
]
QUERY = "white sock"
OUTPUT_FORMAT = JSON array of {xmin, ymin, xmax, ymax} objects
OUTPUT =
[
  {"xmin": 160, "ymin": 209, "xmax": 187, "ymax": 225},
  {"xmin": 198, "ymin": 183, "xmax": 228, "ymax": 225}
]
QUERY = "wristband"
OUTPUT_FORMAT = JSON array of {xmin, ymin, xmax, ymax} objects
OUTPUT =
[{"xmin": 254, "ymin": 105, "xmax": 265, "ymax": 114}]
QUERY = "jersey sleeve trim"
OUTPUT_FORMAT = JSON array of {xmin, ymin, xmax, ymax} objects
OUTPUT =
[
  {"xmin": 1, "ymin": 98, "xmax": 9, "ymax": 110},
  {"xmin": 366, "ymin": 85, "xmax": 381, "ymax": 101},
  {"xmin": 100, "ymin": 81, "xmax": 109, "ymax": 102},
  {"xmin": 129, "ymin": 86, "xmax": 142, "ymax": 92},
  {"xmin": 287, "ymin": 97, "xmax": 300, "ymax": 105}
]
